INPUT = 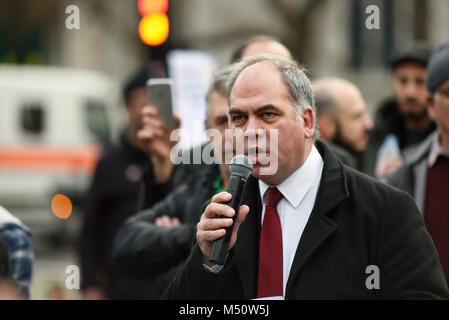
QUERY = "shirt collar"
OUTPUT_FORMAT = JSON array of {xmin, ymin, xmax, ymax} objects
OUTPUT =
[
  {"xmin": 259, "ymin": 145, "xmax": 324, "ymax": 209},
  {"xmin": 427, "ymin": 130, "xmax": 449, "ymax": 167}
]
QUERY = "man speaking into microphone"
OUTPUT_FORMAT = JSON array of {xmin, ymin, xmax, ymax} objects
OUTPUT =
[{"xmin": 163, "ymin": 54, "xmax": 449, "ymax": 300}]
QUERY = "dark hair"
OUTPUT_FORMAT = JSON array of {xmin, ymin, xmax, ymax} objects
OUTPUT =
[{"xmin": 123, "ymin": 67, "xmax": 158, "ymax": 106}]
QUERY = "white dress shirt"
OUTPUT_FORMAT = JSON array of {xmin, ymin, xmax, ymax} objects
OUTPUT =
[
  {"xmin": 258, "ymin": 145, "xmax": 323, "ymax": 296},
  {"xmin": 427, "ymin": 130, "xmax": 449, "ymax": 167}
]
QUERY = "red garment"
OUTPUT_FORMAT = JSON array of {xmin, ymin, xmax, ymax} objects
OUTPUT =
[
  {"xmin": 425, "ymin": 156, "xmax": 449, "ymax": 286},
  {"xmin": 257, "ymin": 187, "xmax": 283, "ymax": 298}
]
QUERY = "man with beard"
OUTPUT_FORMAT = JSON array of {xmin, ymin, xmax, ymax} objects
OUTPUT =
[
  {"xmin": 79, "ymin": 67, "xmax": 183, "ymax": 299},
  {"xmin": 388, "ymin": 40, "xmax": 449, "ymax": 287},
  {"xmin": 313, "ymin": 78, "xmax": 373, "ymax": 170},
  {"xmin": 363, "ymin": 43, "xmax": 436, "ymax": 178}
]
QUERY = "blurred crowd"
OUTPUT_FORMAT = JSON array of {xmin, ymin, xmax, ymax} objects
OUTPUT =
[{"xmin": 1, "ymin": 35, "xmax": 448, "ymax": 300}]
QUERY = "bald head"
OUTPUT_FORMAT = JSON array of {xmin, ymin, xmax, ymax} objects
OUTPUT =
[
  {"xmin": 230, "ymin": 36, "xmax": 293, "ymax": 63},
  {"xmin": 313, "ymin": 77, "xmax": 373, "ymax": 152},
  {"xmin": 313, "ymin": 78, "xmax": 363, "ymax": 114},
  {"xmin": 242, "ymin": 40, "xmax": 292, "ymax": 61}
]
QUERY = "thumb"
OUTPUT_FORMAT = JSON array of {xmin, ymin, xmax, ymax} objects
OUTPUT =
[
  {"xmin": 229, "ymin": 205, "xmax": 250, "ymax": 250},
  {"xmin": 173, "ymin": 114, "xmax": 181, "ymax": 129}
]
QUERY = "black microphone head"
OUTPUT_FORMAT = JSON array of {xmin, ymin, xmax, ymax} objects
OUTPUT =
[{"xmin": 229, "ymin": 155, "xmax": 253, "ymax": 180}]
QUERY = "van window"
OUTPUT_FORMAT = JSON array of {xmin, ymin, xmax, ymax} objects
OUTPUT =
[
  {"xmin": 85, "ymin": 99, "xmax": 111, "ymax": 144},
  {"xmin": 21, "ymin": 104, "xmax": 44, "ymax": 134}
]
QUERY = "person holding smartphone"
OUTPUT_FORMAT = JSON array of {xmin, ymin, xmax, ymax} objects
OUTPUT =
[{"xmin": 79, "ymin": 66, "xmax": 188, "ymax": 299}]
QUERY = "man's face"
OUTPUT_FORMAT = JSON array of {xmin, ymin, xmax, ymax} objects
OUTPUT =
[
  {"xmin": 392, "ymin": 62, "xmax": 429, "ymax": 121},
  {"xmin": 228, "ymin": 62, "xmax": 315, "ymax": 186},
  {"xmin": 334, "ymin": 90, "xmax": 373, "ymax": 153},
  {"xmin": 206, "ymin": 91, "xmax": 229, "ymax": 160},
  {"xmin": 428, "ymin": 78, "xmax": 449, "ymax": 136},
  {"xmin": 127, "ymin": 87, "xmax": 149, "ymax": 134}
]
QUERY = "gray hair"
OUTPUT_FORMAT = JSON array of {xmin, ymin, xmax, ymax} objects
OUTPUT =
[
  {"xmin": 205, "ymin": 66, "xmax": 233, "ymax": 126},
  {"xmin": 226, "ymin": 54, "xmax": 320, "ymax": 141}
]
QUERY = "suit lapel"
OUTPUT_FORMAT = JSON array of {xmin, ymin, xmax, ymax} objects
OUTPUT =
[
  {"xmin": 233, "ymin": 175, "xmax": 261, "ymax": 299},
  {"xmin": 286, "ymin": 141, "xmax": 349, "ymax": 296},
  {"xmin": 233, "ymin": 141, "xmax": 350, "ymax": 298}
]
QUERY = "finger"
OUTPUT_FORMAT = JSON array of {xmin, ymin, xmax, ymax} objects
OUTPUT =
[
  {"xmin": 197, "ymin": 216, "xmax": 233, "ymax": 232},
  {"xmin": 142, "ymin": 105, "xmax": 158, "ymax": 116},
  {"xmin": 149, "ymin": 140, "xmax": 171, "ymax": 160},
  {"xmin": 170, "ymin": 217, "xmax": 181, "ymax": 226},
  {"xmin": 173, "ymin": 114, "xmax": 181, "ymax": 129},
  {"xmin": 229, "ymin": 205, "xmax": 250, "ymax": 250},
  {"xmin": 154, "ymin": 217, "xmax": 163, "ymax": 227},
  {"xmin": 203, "ymin": 202, "xmax": 235, "ymax": 219},
  {"xmin": 211, "ymin": 192, "xmax": 232, "ymax": 204},
  {"xmin": 159, "ymin": 216, "xmax": 171, "ymax": 227},
  {"xmin": 231, "ymin": 205, "xmax": 250, "ymax": 237},
  {"xmin": 197, "ymin": 229, "xmax": 226, "ymax": 242},
  {"xmin": 142, "ymin": 116, "xmax": 165, "ymax": 129},
  {"xmin": 137, "ymin": 127, "xmax": 164, "ymax": 141},
  {"xmin": 155, "ymin": 216, "xmax": 167, "ymax": 227},
  {"xmin": 234, "ymin": 205, "xmax": 249, "ymax": 229}
]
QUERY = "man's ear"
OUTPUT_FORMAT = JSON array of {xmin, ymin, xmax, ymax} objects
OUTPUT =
[
  {"xmin": 427, "ymin": 94, "xmax": 437, "ymax": 121},
  {"xmin": 302, "ymin": 107, "xmax": 316, "ymax": 139},
  {"xmin": 317, "ymin": 114, "xmax": 336, "ymax": 141}
]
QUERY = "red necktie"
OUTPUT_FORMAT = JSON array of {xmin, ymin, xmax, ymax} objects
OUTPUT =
[{"xmin": 257, "ymin": 187, "xmax": 283, "ymax": 298}]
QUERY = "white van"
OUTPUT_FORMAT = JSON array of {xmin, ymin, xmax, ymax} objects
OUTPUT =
[{"xmin": 0, "ymin": 64, "xmax": 123, "ymax": 249}]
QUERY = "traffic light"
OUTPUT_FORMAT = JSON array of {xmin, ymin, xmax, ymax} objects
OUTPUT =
[{"xmin": 137, "ymin": 0, "xmax": 169, "ymax": 46}]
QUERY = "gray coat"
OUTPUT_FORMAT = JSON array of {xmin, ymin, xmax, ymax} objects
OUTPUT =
[{"xmin": 387, "ymin": 130, "xmax": 439, "ymax": 214}]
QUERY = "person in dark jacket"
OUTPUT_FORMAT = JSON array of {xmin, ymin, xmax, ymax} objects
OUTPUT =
[
  {"xmin": 112, "ymin": 66, "xmax": 233, "ymax": 298},
  {"xmin": 0, "ymin": 205, "xmax": 33, "ymax": 299},
  {"xmin": 388, "ymin": 40, "xmax": 449, "ymax": 287},
  {"xmin": 162, "ymin": 54, "xmax": 448, "ymax": 300},
  {"xmin": 364, "ymin": 42, "xmax": 436, "ymax": 178},
  {"xmin": 79, "ymin": 66, "xmax": 190, "ymax": 299}
]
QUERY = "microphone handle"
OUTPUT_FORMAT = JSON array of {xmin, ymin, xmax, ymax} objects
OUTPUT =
[{"xmin": 209, "ymin": 175, "xmax": 246, "ymax": 265}]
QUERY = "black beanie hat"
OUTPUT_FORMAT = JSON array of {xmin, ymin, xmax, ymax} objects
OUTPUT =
[
  {"xmin": 426, "ymin": 40, "xmax": 449, "ymax": 93},
  {"xmin": 390, "ymin": 42, "xmax": 433, "ymax": 70},
  {"xmin": 123, "ymin": 67, "xmax": 157, "ymax": 105}
]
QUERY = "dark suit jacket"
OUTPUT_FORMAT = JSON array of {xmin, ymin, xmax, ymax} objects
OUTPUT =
[
  {"xmin": 112, "ymin": 164, "xmax": 219, "ymax": 298},
  {"xmin": 162, "ymin": 141, "xmax": 449, "ymax": 299}
]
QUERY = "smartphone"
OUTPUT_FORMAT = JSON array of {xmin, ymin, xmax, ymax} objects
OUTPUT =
[{"xmin": 146, "ymin": 78, "xmax": 176, "ymax": 129}]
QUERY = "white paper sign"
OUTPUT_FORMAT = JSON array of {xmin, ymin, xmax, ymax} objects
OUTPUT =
[{"xmin": 167, "ymin": 50, "xmax": 217, "ymax": 150}]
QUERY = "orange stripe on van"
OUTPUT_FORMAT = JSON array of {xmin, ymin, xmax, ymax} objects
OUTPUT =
[{"xmin": 0, "ymin": 144, "xmax": 101, "ymax": 175}]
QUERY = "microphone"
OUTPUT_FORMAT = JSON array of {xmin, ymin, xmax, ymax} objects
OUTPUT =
[{"xmin": 209, "ymin": 155, "xmax": 253, "ymax": 265}]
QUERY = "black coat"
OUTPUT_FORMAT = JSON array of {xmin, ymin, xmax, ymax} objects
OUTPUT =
[
  {"xmin": 363, "ymin": 98, "xmax": 436, "ymax": 176},
  {"xmin": 163, "ymin": 141, "xmax": 449, "ymax": 299},
  {"xmin": 79, "ymin": 132, "xmax": 205, "ymax": 299},
  {"xmin": 112, "ymin": 164, "xmax": 220, "ymax": 298}
]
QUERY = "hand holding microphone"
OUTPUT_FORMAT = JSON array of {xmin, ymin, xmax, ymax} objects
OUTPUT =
[{"xmin": 196, "ymin": 155, "xmax": 253, "ymax": 267}]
